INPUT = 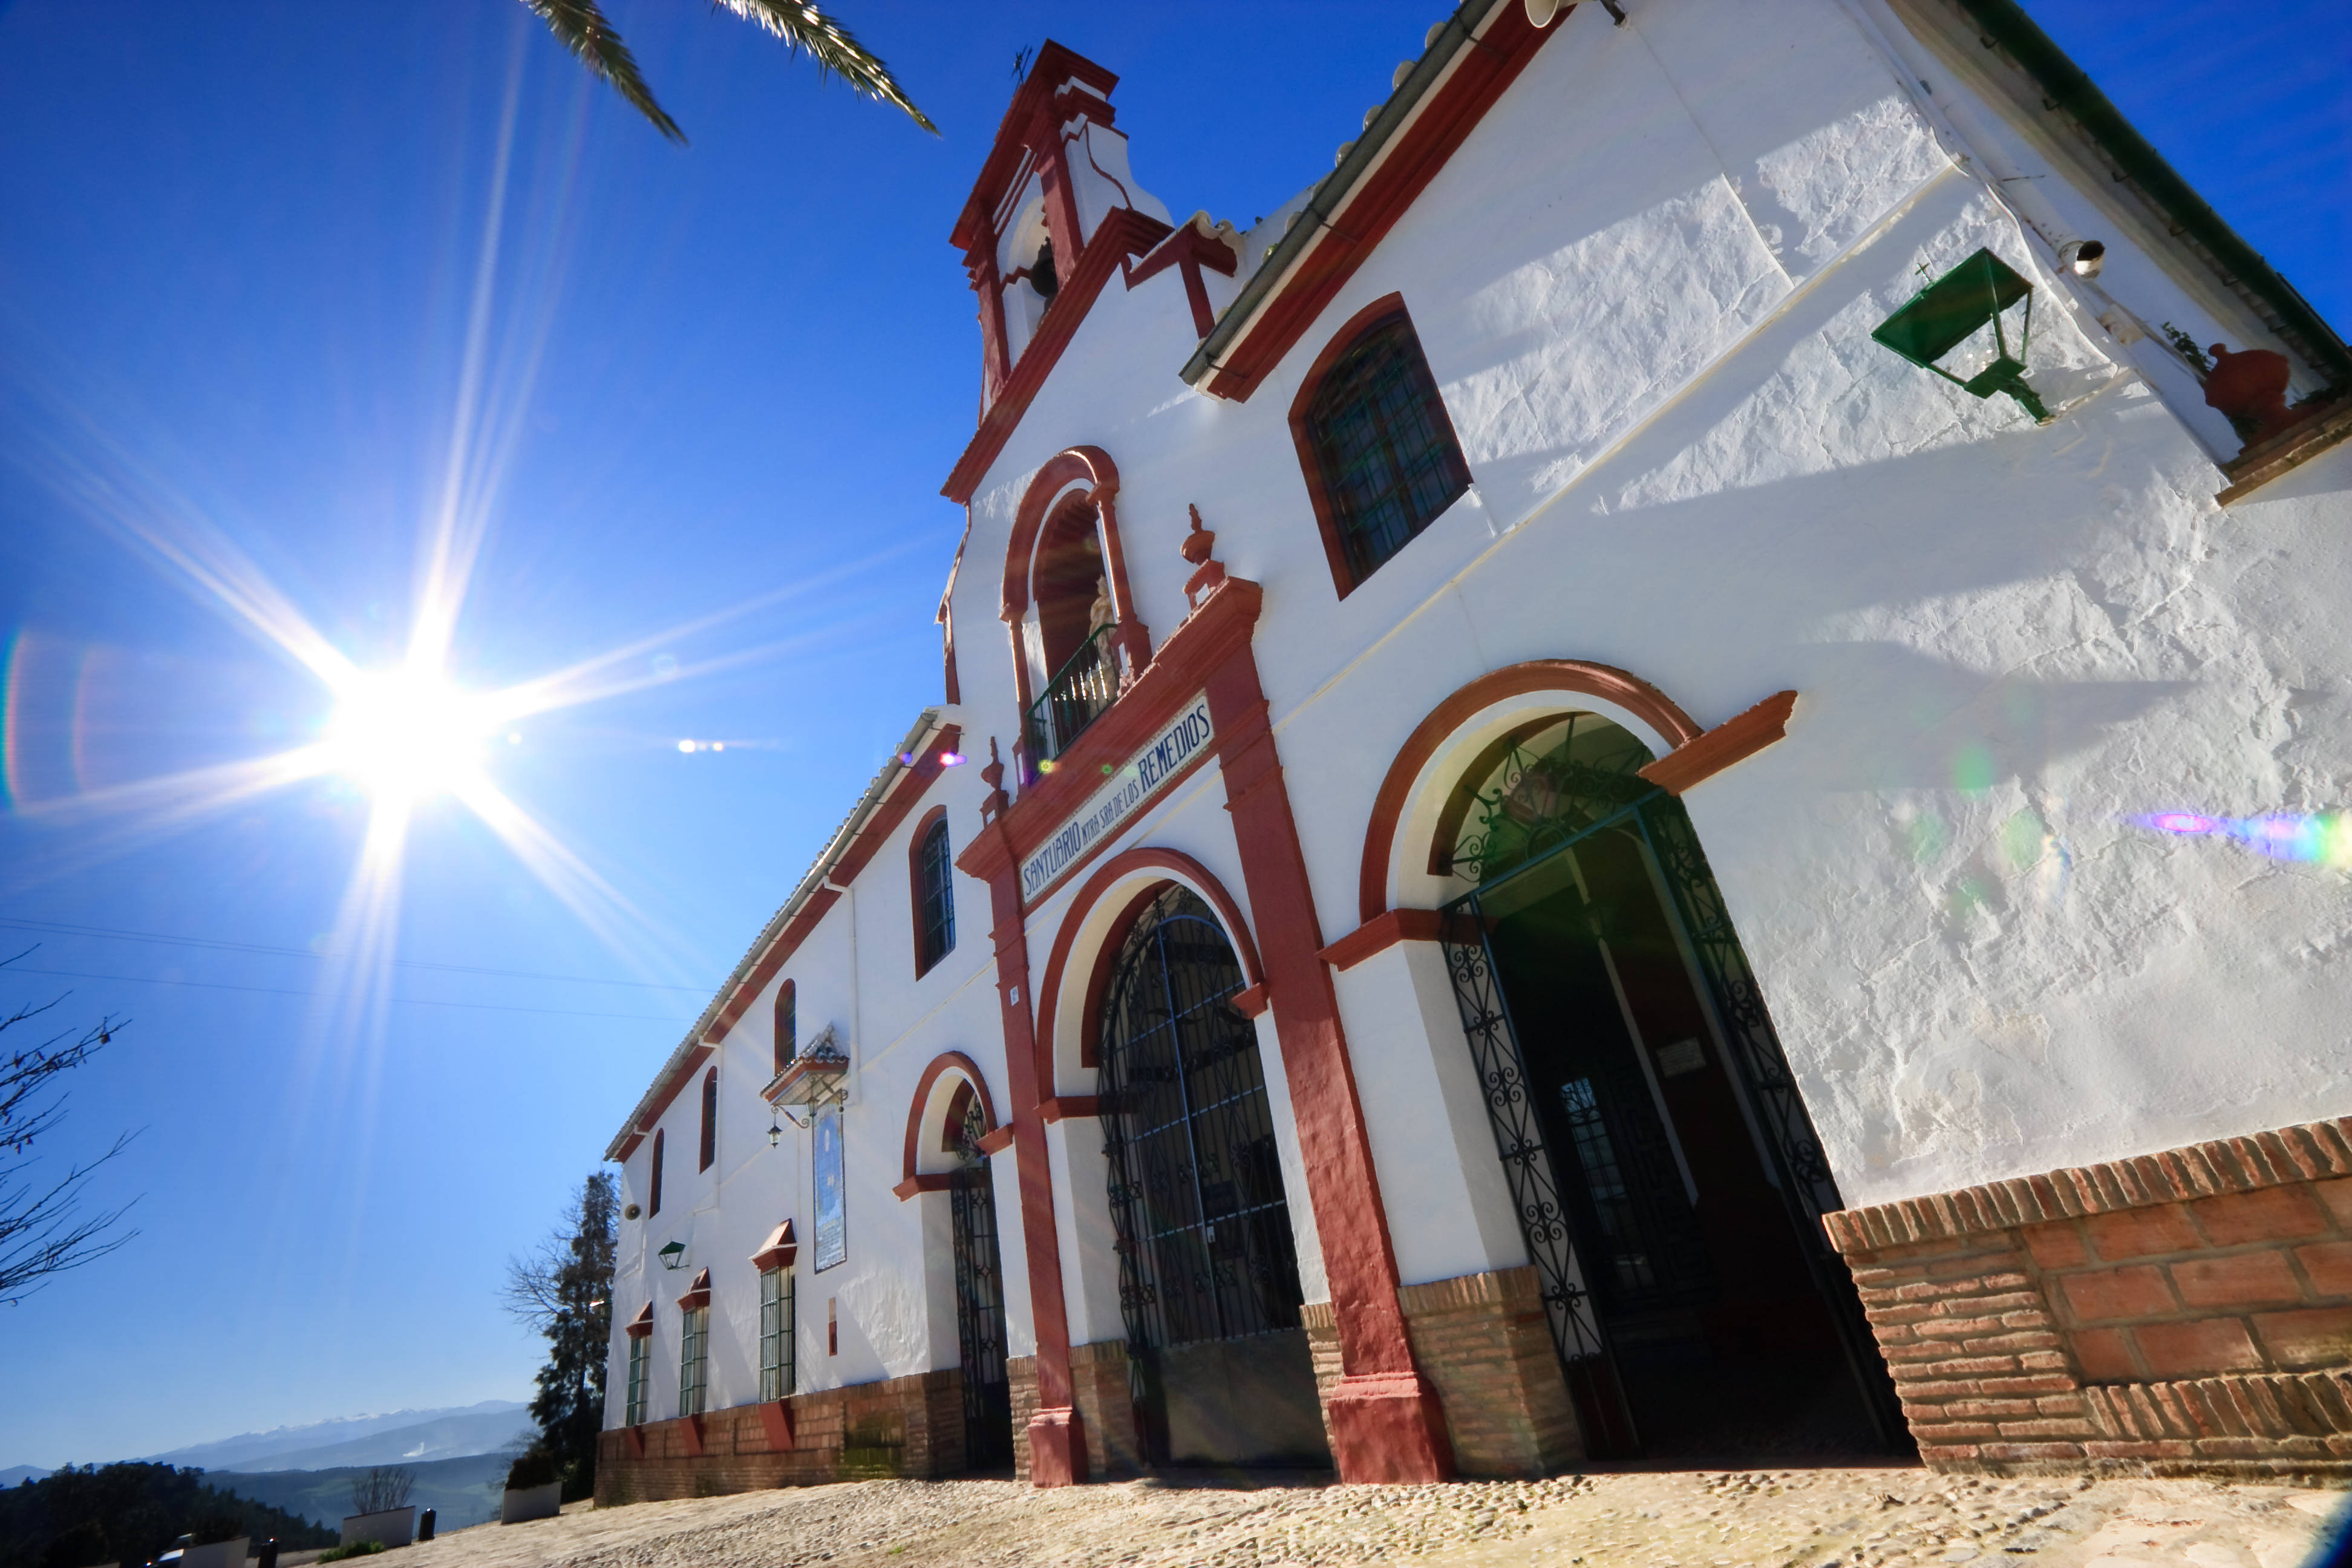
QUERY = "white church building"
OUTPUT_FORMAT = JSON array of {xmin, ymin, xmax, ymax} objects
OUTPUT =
[{"xmin": 596, "ymin": 0, "xmax": 2352, "ymax": 1498}]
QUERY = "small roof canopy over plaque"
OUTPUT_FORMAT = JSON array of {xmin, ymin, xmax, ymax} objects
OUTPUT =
[
  {"xmin": 764, "ymin": 1023, "xmax": 849, "ymax": 1108},
  {"xmin": 1872, "ymin": 247, "xmax": 2051, "ymax": 423}
]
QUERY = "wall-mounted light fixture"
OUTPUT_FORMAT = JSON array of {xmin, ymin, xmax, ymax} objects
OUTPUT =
[
  {"xmin": 657, "ymin": 1240, "xmax": 687, "ymax": 1271},
  {"xmin": 1872, "ymin": 247, "xmax": 2051, "ymax": 423}
]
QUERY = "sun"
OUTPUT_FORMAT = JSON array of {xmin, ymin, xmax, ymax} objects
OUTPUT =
[{"xmin": 324, "ymin": 666, "xmax": 494, "ymax": 802}]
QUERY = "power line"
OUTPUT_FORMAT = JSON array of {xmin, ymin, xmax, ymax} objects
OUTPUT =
[
  {"xmin": 4, "ymin": 962, "xmax": 693, "ymax": 1025},
  {"xmin": 0, "ymin": 916, "xmax": 707, "ymax": 993}
]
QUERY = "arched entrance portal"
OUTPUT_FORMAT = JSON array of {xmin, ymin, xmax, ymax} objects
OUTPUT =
[
  {"xmin": 1097, "ymin": 886, "xmax": 1328, "ymax": 1466},
  {"xmin": 1437, "ymin": 714, "xmax": 1906, "ymax": 1459},
  {"xmin": 947, "ymin": 1094, "xmax": 1014, "ymax": 1471}
]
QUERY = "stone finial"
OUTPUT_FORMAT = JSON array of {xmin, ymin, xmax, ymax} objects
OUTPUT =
[
  {"xmin": 1181, "ymin": 504, "xmax": 1227, "ymax": 609},
  {"xmin": 979, "ymin": 737, "xmax": 1009, "ymax": 823}
]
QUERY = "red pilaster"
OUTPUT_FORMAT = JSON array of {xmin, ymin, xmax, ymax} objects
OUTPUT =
[
  {"xmin": 1206, "ymin": 647, "xmax": 1456, "ymax": 1483},
  {"xmin": 972, "ymin": 820, "xmax": 1087, "ymax": 1487}
]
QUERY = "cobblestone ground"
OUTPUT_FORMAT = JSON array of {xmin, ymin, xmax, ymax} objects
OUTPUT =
[{"xmin": 400, "ymin": 1469, "xmax": 2348, "ymax": 1568}]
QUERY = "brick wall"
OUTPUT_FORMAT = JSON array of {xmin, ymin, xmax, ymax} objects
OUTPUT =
[
  {"xmin": 1304, "ymin": 1265, "xmax": 1581, "ymax": 1478},
  {"xmin": 593, "ymin": 1368, "xmax": 967, "ymax": 1504},
  {"xmin": 1827, "ymin": 1116, "xmax": 2352, "ymax": 1478}
]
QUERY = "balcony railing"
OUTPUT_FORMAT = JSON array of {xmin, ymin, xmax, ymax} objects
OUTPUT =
[{"xmin": 1026, "ymin": 622, "xmax": 1121, "ymax": 764}]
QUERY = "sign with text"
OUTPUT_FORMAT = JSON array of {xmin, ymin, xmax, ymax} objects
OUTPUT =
[{"xmin": 1021, "ymin": 694, "xmax": 1215, "ymax": 902}]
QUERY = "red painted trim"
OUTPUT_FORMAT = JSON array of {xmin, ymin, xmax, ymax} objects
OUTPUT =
[
  {"xmin": 1199, "ymin": 598, "xmax": 1452, "ymax": 1481},
  {"xmin": 1356, "ymin": 660, "xmax": 1705, "ymax": 926},
  {"xmin": 624, "ymin": 1425, "xmax": 645, "ymax": 1457},
  {"xmin": 943, "ymin": 208, "xmax": 1172, "ymax": 505},
  {"xmin": 957, "ymin": 579, "xmax": 1266, "ymax": 895},
  {"xmin": 1038, "ymin": 1096, "xmax": 1098, "ymax": 1123},
  {"xmin": 1202, "ymin": 4, "xmax": 1560, "ymax": 401},
  {"xmin": 965, "ymin": 569, "xmax": 1448, "ymax": 1485},
  {"xmin": 756, "ymin": 1399, "xmax": 794, "ymax": 1453},
  {"xmin": 625, "ymin": 1302, "xmax": 654, "ymax": 1339},
  {"xmin": 749, "ymin": 1218, "xmax": 797, "ymax": 1273},
  {"xmin": 773, "ymin": 979, "xmax": 797, "ymax": 1079},
  {"xmin": 891, "ymin": 1173, "xmax": 954, "ymax": 1201},
  {"xmin": 648, "ymin": 1128, "xmax": 666, "ymax": 1217},
  {"xmin": 1636, "ymin": 690, "xmax": 1800, "ymax": 795},
  {"xmin": 950, "ymin": 43, "xmax": 1120, "ymax": 254},
  {"xmin": 1128, "ymin": 223, "xmax": 1240, "ymax": 340},
  {"xmin": 1285, "ymin": 295, "xmax": 1470, "ymax": 599},
  {"xmin": 676, "ymin": 1267, "xmax": 711, "ymax": 1312},
  {"xmin": 679, "ymin": 1413, "xmax": 706, "ymax": 1457},
  {"xmin": 958, "ymin": 811, "xmax": 1088, "ymax": 1484},
  {"xmin": 1231, "ymin": 982, "xmax": 1270, "ymax": 1019},
  {"xmin": 1319, "ymin": 908, "xmax": 1448, "ymax": 971},
  {"xmin": 1031, "ymin": 846, "xmax": 1266, "ymax": 1083},
  {"xmin": 629, "ymin": 1045, "xmax": 714, "ymax": 1152},
  {"xmin": 829, "ymin": 726, "xmax": 964, "ymax": 889},
  {"xmin": 909, "ymin": 804, "xmax": 953, "ymax": 979},
  {"xmin": 702, "ymin": 890, "xmax": 837, "ymax": 1048},
  {"xmin": 689, "ymin": 723, "xmax": 965, "ymax": 1054},
  {"xmin": 977, "ymin": 1124, "xmax": 1017, "ymax": 1155},
  {"xmin": 1001, "ymin": 448, "xmax": 1156, "ymax": 725},
  {"xmin": 901, "ymin": 1050, "xmax": 998, "ymax": 1191},
  {"xmin": 697, "ymin": 1067, "xmax": 717, "ymax": 1173}
]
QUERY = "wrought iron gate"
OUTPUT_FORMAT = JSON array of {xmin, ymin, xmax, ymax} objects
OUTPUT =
[
  {"xmin": 1099, "ymin": 886, "xmax": 1306, "ymax": 1436},
  {"xmin": 1437, "ymin": 728, "xmax": 1907, "ymax": 1454},
  {"xmin": 949, "ymin": 1098, "xmax": 1013, "ymax": 1469}
]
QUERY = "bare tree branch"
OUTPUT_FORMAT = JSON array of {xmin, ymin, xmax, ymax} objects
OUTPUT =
[{"xmin": 1, "ymin": 951, "xmax": 140, "ymax": 1304}]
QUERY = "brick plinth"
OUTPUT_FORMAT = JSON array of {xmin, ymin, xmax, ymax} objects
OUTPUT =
[
  {"xmin": 593, "ymin": 1369, "xmax": 966, "ymax": 1504},
  {"xmin": 1304, "ymin": 1266, "xmax": 1580, "ymax": 1478},
  {"xmin": 1828, "ymin": 1117, "xmax": 2352, "ymax": 1479}
]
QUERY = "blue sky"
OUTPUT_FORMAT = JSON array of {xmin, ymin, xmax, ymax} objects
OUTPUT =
[{"xmin": 0, "ymin": 1, "xmax": 2343, "ymax": 1468}]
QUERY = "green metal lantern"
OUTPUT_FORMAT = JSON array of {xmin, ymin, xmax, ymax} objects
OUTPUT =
[{"xmin": 1872, "ymin": 247, "xmax": 2051, "ymax": 423}]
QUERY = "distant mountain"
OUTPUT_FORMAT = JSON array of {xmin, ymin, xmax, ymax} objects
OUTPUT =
[
  {"xmin": 141, "ymin": 1402, "xmax": 528, "ymax": 1473},
  {"xmin": 0, "ymin": 1466, "xmax": 53, "ymax": 1486},
  {"xmin": 212, "ymin": 1452, "xmax": 512, "ymax": 1533}
]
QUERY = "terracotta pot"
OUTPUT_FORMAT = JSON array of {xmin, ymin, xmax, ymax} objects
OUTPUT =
[{"xmin": 2203, "ymin": 342, "xmax": 2296, "ymax": 446}]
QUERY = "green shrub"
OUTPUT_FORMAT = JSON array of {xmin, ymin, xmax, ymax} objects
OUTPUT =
[
  {"xmin": 316, "ymin": 1541, "xmax": 387, "ymax": 1563},
  {"xmin": 503, "ymin": 1449, "xmax": 558, "ymax": 1492}
]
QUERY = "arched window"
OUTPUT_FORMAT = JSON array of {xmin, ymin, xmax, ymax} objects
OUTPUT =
[
  {"xmin": 913, "ymin": 809, "xmax": 956, "ymax": 976},
  {"xmin": 1289, "ymin": 295, "xmax": 1470, "ymax": 596},
  {"xmin": 698, "ymin": 1067, "xmax": 718, "ymax": 1172},
  {"xmin": 648, "ymin": 1129, "xmax": 665, "ymax": 1218},
  {"xmin": 774, "ymin": 981, "xmax": 797, "ymax": 1077}
]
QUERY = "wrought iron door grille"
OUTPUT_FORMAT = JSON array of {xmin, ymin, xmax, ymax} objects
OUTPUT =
[
  {"xmin": 1099, "ymin": 887, "xmax": 1304, "ymax": 1354},
  {"xmin": 1436, "ymin": 714, "xmax": 1907, "ymax": 1452},
  {"xmin": 949, "ymin": 1099, "xmax": 1013, "ymax": 1469}
]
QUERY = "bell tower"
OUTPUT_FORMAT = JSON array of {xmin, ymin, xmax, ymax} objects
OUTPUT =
[{"xmin": 950, "ymin": 42, "xmax": 1169, "ymax": 407}]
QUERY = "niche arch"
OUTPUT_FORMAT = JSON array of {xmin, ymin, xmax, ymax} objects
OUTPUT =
[
  {"xmin": 1357, "ymin": 660, "xmax": 1704, "ymax": 926},
  {"xmin": 1031, "ymin": 846, "xmax": 1263, "ymax": 1103},
  {"xmin": 895, "ymin": 1050, "xmax": 1002, "ymax": 1199},
  {"xmin": 1002, "ymin": 448, "xmax": 1152, "ymax": 719}
]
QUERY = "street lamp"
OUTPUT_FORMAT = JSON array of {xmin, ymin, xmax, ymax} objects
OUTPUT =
[
  {"xmin": 657, "ymin": 1240, "xmax": 686, "ymax": 1270},
  {"xmin": 1872, "ymin": 247, "xmax": 2051, "ymax": 423}
]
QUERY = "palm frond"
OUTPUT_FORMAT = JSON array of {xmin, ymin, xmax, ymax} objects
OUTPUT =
[
  {"xmin": 520, "ymin": 0, "xmax": 687, "ymax": 143},
  {"xmin": 711, "ymin": 0, "xmax": 939, "ymax": 134}
]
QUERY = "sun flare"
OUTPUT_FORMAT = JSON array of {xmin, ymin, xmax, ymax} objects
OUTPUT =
[{"xmin": 324, "ymin": 666, "xmax": 494, "ymax": 802}]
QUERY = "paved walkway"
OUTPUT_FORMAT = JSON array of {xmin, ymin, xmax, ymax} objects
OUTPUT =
[{"xmin": 393, "ymin": 1468, "xmax": 2348, "ymax": 1568}]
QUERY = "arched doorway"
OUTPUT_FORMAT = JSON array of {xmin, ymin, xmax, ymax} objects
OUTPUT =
[
  {"xmin": 1096, "ymin": 885, "xmax": 1328, "ymax": 1466},
  {"xmin": 947, "ymin": 1090, "xmax": 1013, "ymax": 1471},
  {"xmin": 1437, "ymin": 713, "xmax": 1906, "ymax": 1459}
]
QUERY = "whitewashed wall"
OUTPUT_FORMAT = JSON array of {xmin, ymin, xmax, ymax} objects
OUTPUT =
[{"xmin": 612, "ymin": 0, "xmax": 2351, "ymax": 1426}]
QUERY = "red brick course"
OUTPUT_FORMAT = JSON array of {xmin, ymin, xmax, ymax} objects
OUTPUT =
[
  {"xmin": 1828, "ymin": 1116, "xmax": 2352, "ymax": 1479},
  {"xmin": 1303, "ymin": 1266, "xmax": 1580, "ymax": 1478},
  {"xmin": 592, "ymin": 1368, "xmax": 967, "ymax": 1504}
]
